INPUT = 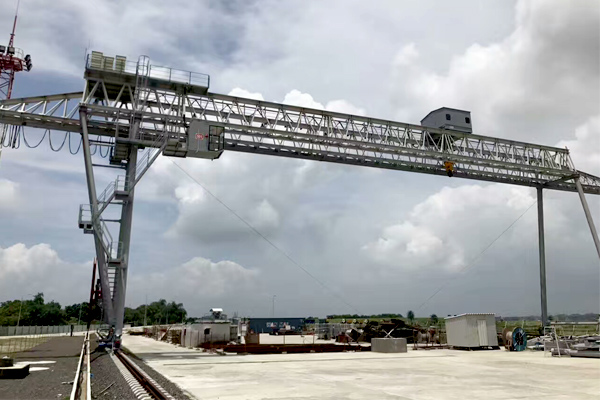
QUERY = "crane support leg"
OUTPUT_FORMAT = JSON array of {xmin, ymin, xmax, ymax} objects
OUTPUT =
[
  {"xmin": 112, "ymin": 146, "xmax": 137, "ymax": 340},
  {"xmin": 575, "ymin": 177, "xmax": 600, "ymax": 260},
  {"xmin": 537, "ymin": 187, "xmax": 548, "ymax": 327},
  {"xmin": 79, "ymin": 106, "xmax": 115, "ymax": 326}
]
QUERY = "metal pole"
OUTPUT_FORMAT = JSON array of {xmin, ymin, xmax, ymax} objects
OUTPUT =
[
  {"xmin": 575, "ymin": 177, "xmax": 600, "ymax": 259},
  {"xmin": 16, "ymin": 297, "xmax": 22, "ymax": 328},
  {"xmin": 537, "ymin": 187, "xmax": 548, "ymax": 327},
  {"xmin": 79, "ymin": 107, "xmax": 115, "ymax": 326},
  {"xmin": 143, "ymin": 295, "xmax": 147, "ymax": 326},
  {"xmin": 87, "ymin": 259, "xmax": 96, "ymax": 331},
  {"xmin": 113, "ymin": 145, "xmax": 138, "ymax": 339}
]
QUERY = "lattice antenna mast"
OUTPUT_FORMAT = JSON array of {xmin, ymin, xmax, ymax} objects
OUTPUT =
[
  {"xmin": 0, "ymin": 0, "xmax": 31, "ymax": 100},
  {"xmin": 8, "ymin": 1, "xmax": 19, "ymax": 48}
]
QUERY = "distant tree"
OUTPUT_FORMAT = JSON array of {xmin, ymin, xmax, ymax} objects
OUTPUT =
[
  {"xmin": 41, "ymin": 301, "xmax": 65, "ymax": 325},
  {"xmin": 407, "ymin": 310, "xmax": 415, "ymax": 323},
  {"xmin": 33, "ymin": 293, "xmax": 44, "ymax": 304},
  {"xmin": 430, "ymin": 314, "xmax": 439, "ymax": 325},
  {"xmin": 0, "ymin": 293, "xmax": 71, "ymax": 326},
  {"xmin": 121, "ymin": 299, "xmax": 187, "ymax": 326}
]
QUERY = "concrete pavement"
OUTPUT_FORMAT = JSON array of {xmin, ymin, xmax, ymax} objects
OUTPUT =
[{"xmin": 123, "ymin": 334, "xmax": 600, "ymax": 400}]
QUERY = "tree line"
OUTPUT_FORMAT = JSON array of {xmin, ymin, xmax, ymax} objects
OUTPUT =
[
  {"xmin": 326, "ymin": 311, "xmax": 439, "ymax": 325},
  {"xmin": 0, "ymin": 293, "xmax": 189, "ymax": 327},
  {"xmin": 0, "ymin": 293, "xmax": 100, "ymax": 326},
  {"xmin": 123, "ymin": 299, "xmax": 189, "ymax": 326}
]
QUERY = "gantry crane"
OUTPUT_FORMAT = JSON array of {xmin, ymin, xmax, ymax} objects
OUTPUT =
[{"xmin": 1, "ymin": 52, "xmax": 599, "ymax": 345}]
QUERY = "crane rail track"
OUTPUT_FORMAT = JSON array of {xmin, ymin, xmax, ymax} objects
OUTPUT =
[{"xmin": 113, "ymin": 349, "xmax": 175, "ymax": 400}]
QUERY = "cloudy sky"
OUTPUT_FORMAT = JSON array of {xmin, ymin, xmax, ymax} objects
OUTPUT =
[{"xmin": 0, "ymin": 0, "xmax": 598, "ymax": 319}]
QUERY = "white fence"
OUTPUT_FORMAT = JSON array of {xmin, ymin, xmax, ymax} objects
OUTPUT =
[{"xmin": 0, "ymin": 324, "xmax": 104, "ymax": 336}]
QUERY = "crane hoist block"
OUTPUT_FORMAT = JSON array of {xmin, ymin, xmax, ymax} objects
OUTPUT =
[{"xmin": 444, "ymin": 161, "xmax": 455, "ymax": 177}]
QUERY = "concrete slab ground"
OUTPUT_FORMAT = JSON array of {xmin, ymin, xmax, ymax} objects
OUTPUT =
[{"xmin": 123, "ymin": 334, "xmax": 600, "ymax": 400}]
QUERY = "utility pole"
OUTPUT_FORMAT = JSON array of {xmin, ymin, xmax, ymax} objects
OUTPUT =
[
  {"xmin": 77, "ymin": 303, "xmax": 83, "ymax": 326},
  {"xmin": 272, "ymin": 295, "xmax": 276, "ymax": 318},
  {"xmin": 16, "ymin": 293, "xmax": 32, "ymax": 328},
  {"xmin": 16, "ymin": 297, "xmax": 23, "ymax": 328},
  {"xmin": 143, "ymin": 295, "xmax": 147, "ymax": 326}
]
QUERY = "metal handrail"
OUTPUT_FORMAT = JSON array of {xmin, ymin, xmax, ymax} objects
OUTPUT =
[
  {"xmin": 86, "ymin": 333, "xmax": 91, "ymax": 400},
  {"xmin": 78, "ymin": 204, "xmax": 92, "ymax": 224},
  {"xmin": 85, "ymin": 52, "xmax": 210, "ymax": 88},
  {"xmin": 70, "ymin": 331, "xmax": 90, "ymax": 400},
  {"xmin": 97, "ymin": 180, "xmax": 117, "ymax": 204}
]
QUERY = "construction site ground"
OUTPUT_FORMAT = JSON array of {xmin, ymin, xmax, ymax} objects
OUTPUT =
[
  {"xmin": 123, "ymin": 333, "xmax": 600, "ymax": 400},
  {"xmin": 0, "ymin": 336, "xmax": 83, "ymax": 400}
]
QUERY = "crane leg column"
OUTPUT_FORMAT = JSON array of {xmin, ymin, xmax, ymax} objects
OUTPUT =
[
  {"xmin": 574, "ymin": 177, "xmax": 600, "ymax": 259},
  {"xmin": 112, "ymin": 145, "xmax": 137, "ymax": 342},
  {"xmin": 79, "ymin": 106, "xmax": 115, "ymax": 326},
  {"xmin": 537, "ymin": 187, "xmax": 548, "ymax": 327}
]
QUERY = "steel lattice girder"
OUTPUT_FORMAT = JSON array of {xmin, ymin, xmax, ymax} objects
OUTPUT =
[{"xmin": 1, "ymin": 85, "xmax": 599, "ymax": 194}]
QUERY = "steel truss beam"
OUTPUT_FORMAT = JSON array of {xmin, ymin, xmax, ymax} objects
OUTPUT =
[{"xmin": 1, "ymin": 87, "xmax": 599, "ymax": 194}]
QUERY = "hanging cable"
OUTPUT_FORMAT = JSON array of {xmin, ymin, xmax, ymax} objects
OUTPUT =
[
  {"xmin": 21, "ymin": 127, "xmax": 47, "ymax": 148},
  {"xmin": 48, "ymin": 130, "xmax": 69, "ymax": 152},
  {"xmin": 10, "ymin": 126, "xmax": 20, "ymax": 149},
  {"xmin": 69, "ymin": 132, "xmax": 83, "ymax": 155},
  {"xmin": 415, "ymin": 200, "xmax": 537, "ymax": 312},
  {"xmin": 169, "ymin": 159, "xmax": 361, "ymax": 314},
  {"xmin": 98, "ymin": 137, "xmax": 110, "ymax": 158},
  {"xmin": 0, "ymin": 125, "xmax": 7, "ymax": 148},
  {"xmin": 1, "ymin": 126, "xmax": 119, "ymax": 158},
  {"xmin": 13, "ymin": 126, "xmax": 21, "ymax": 149}
]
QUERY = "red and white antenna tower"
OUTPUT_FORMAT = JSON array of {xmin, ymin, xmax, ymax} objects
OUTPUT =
[{"xmin": 0, "ymin": 1, "xmax": 32, "ymax": 100}]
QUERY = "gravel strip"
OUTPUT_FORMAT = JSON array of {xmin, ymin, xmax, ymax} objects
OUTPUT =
[
  {"xmin": 121, "ymin": 347, "xmax": 191, "ymax": 400},
  {"xmin": 89, "ymin": 343, "xmax": 134, "ymax": 400}
]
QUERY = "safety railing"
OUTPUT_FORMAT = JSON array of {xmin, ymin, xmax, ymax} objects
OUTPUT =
[
  {"xmin": 70, "ymin": 331, "xmax": 91, "ymax": 400},
  {"xmin": 1, "ymin": 47, "xmax": 25, "ymax": 60},
  {"xmin": 97, "ymin": 180, "xmax": 116, "ymax": 204},
  {"xmin": 148, "ymin": 64, "xmax": 210, "ymax": 88},
  {"xmin": 78, "ymin": 204, "xmax": 92, "ymax": 227},
  {"xmin": 134, "ymin": 131, "xmax": 169, "ymax": 184},
  {"xmin": 86, "ymin": 51, "xmax": 210, "ymax": 88}
]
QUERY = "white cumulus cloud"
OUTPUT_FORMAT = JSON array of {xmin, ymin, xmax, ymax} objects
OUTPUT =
[
  {"xmin": 0, "ymin": 243, "xmax": 90, "ymax": 304},
  {"xmin": 393, "ymin": 42, "xmax": 419, "ymax": 67},
  {"xmin": 363, "ymin": 184, "xmax": 536, "ymax": 273},
  {"xmin": 228, "ymin": 88, "xmax": 265, "ymax": 101}
]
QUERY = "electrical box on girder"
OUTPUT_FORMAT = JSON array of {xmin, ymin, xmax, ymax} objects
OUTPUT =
[
  {"xmin": 421, "ymin": 107, "xmax": 472, "ymax": 134},
  {"xmin": 186, "ymin": 120, "xmax": 225, "ymax": 159}
]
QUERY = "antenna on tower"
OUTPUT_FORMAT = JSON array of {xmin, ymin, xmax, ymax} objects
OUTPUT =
[
  {"xmin": 8, "ymin": 0, "xmax": 20, "ymax": 48},
  {"xmin": 0, "ymin": 0, "xmax": 32, "ymax": 100},
  {"xmin": 1, "ymin": 0, "xmax": 29, "ymax": 162}
]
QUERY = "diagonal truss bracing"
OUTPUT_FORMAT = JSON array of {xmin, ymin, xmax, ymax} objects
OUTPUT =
[{"xmin": 0, "ymin": 85, "xmax": 599, "ymax": 195}]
